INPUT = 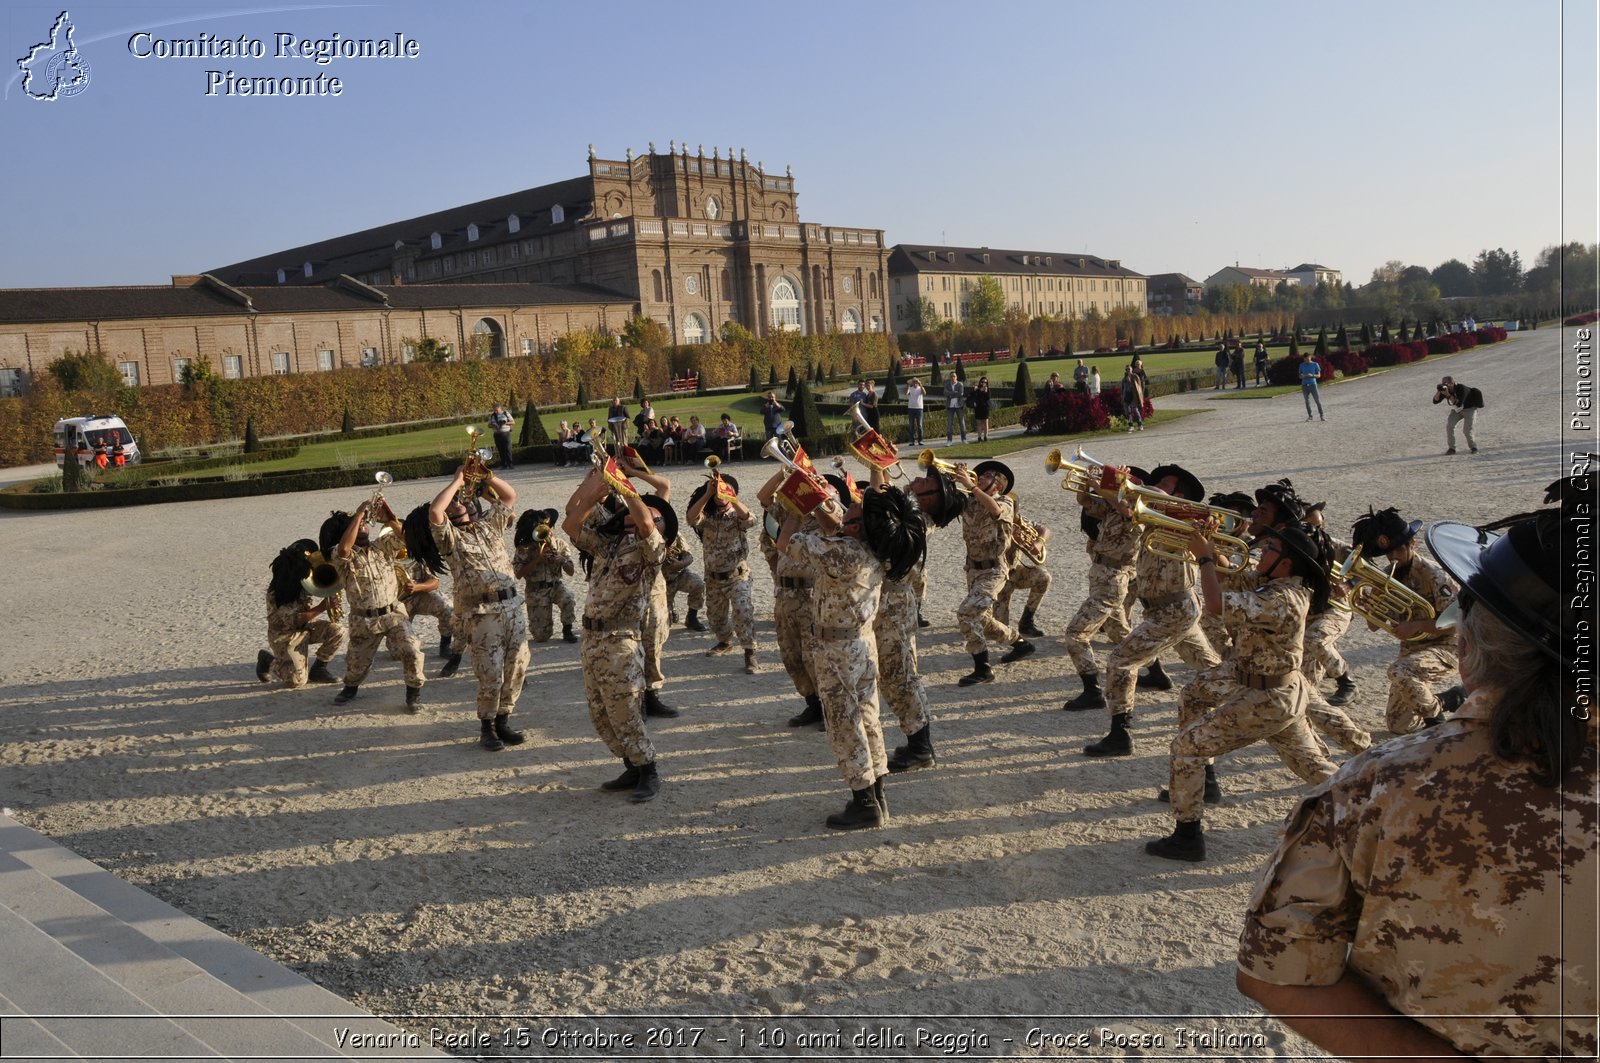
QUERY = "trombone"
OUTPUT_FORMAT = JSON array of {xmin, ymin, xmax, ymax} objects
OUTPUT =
[{"xmin": 1332, "ymin": 545, "xmax": 1458, "ymax": 641}]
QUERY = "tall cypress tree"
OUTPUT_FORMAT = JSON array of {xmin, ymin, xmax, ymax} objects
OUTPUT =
[
  {"xmin": 786, "ymin": 365, "xmax": 799, "ymax": 399},
  {"xmin": 1012, "ymin": 360, "xmax": 1034, "ymax": 406},
  {"xmin": 789, "ymin": 377, "xmax": 825, "ymax": 445}
]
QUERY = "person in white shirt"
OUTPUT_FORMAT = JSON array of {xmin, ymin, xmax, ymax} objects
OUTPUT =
[
  {"xmin": 1088, "ymin": 366, "xmax": 1102, "ymax": 398},
  {"xmin": 905, "ymin": 378, "xmax": 925, "ymax": 445}
]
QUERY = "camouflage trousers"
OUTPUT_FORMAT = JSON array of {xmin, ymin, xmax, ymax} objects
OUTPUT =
[
  {"xmin": 1199, "ymin": 612, "xmax": 1233, "ymax": 662},
  {"xmin": 1305, "ymin": 689, "xmax": 1371, "ymax": 753},
  {"xmin": 643, "ymin": 593, "xmax": 669, "ymax": 691},
  {"xmin": 958, "ymin": 564, "xmax": 1017, "ymax": 655},
  {"xmin": 581, "ymin": 630, "xmax": 653, "ymax": 766},
  {"xmin": 463, "ymin": 605, "xmax": 530, "ymax": 719},
  {"xmin": 525, "ymin": 584, "xmax": 577, "ymax": 643},
  {"xmin": 1386, "ymin": 643, "xmax": 1460, "ymax": 734},
  {"xmin": 1105, "ymin": 597, "xmax": 1219, "ymax": 717},
  {"xmin": 269, "ymin": 618, "xmax": 346, "ymax": 688},
  {"xmin": 1064, "ymin": 562, "xmax": 1135, "ymax": 674},
  {"xmin": 667, "ymin": 569, "xmax": 705, "ymax": 613},
  {"xmin": 1168, "ymin": 676, "xmax": 1336, "ymax": 821},
  {"xmin": 1179, "ymin": 661, "xmax": 1366, "ymax": 757},
  {"xmin": 910, "ymin": 563, "xmax": 927, "ymax": 610},
  {"xmin": 707, "ymin": 571, "xmax": 757, "ymax": 649},
  {"xmin": 1302, "ymin": 607, "xmax": 1353, "ymax": 685},
  {"xmin": 401, "ymin": 590, "xmax": 452, "ymax": 641},
  {"xmin": 875, "ymin": 581, "xmax": 930, "ymax": 737},
  {"xmin": 774, "ymin": 588, "xmax": 818, "ymax": 700},
  {"xmin": 995, "ymin": 564, "xmax": 1051, "ymax": 624},
  {"xmin": 811, "ymin": 634, "xmax": 887, "ymax": 791},
  {"xmin": 344, "ymin": 612, "xmax": 424, "ymax": 689}
]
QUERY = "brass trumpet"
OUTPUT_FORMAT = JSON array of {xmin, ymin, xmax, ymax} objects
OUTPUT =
[
  {"xmin": 462, "ymin": 428, "xmax": 497, "ymax": 501},
  {"xmin": 368, "ymin": 470, "xmax": 395, "ymax": 541},
  {"xmin": 915, "ymin": 448, "xmax": 973, "ymax": 492},
  {"xmin": 1333, "ymin": 545, "xmax": 1458, "ymax": 641},
  {"xmin": 1045, "ymin": 446, "xmax": 1116, "ymax": 495},
  {"xmin": 1126, "ymin": 495, "xmax": 1252, "ymax": 571}
]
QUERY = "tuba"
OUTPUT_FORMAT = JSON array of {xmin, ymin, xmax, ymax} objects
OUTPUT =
[{"xmin": 1333, "ymin": 545, "xmax": 1458, "ymax": 641}]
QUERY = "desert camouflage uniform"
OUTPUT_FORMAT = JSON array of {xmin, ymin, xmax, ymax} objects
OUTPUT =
[
  {"xmin": 333, "ymin": 535, "xmax": 424, "ymax": 690},
  {"xmin": 662, "ymin": 533, "xmax": 705, "ymax": 616},
  {"xmin": 875, "ymin": 549, "xmax": 930, "ymax": 737},
  {"xmin": 770, "ymin": 512, "xmax": 820, "ymax": 701},
  {"xmin": 1168, "ymin": 578, "xmax": 1337, "ymax": 821},
  {"xmin": 432, "ymin": 500, "xmax": 529, "ymax": 720},
  {"xmin": 398, "ymin": 557, "xmax": 452, "ymax": 642},
  {"xmin": 691, "ymin": 505, "xmax": 759, "ymax": 650},
  {"xmin": 513, "ymin": 536, "xmax": 577, "ymax": 643},
  {"xmin": 994, "ymin": 555, "xmax": 1050, "ymax": 625},
  {"xmin": 642, "ymin": 555, "xmax": 669, "ymax": 692},
  {"xmin": 1064, "ymin": 497, "xmax": 1139, "ymax": 673},
  {"xmin": 1104, "ymin": 543, "xmax": 1220, "ymax": 718},
  {"xmin": 1383, "ymin": 554, "xmax": 1459, "ymax": 733},
  {"xmin": 265, "ymin": 591, "xmax": 346, "ymax": 687},
  {"xmin": 1302, "ymin": 535, "xmax": 1355, "ymax": 686},
  {"xmin": 786, "ymin": 529, "xmax": 886, "ymax": 790},
  {"xmin": 570, "ymin": 522, "xmax": 666, "ymax": 766},
  {"xmin": 957, "ymin": 492, "xmax": 1018, "ymax": 654},
  {"xmin": 1239, "ymin": 691, "xmax": 1599, "ymax": 1059}
]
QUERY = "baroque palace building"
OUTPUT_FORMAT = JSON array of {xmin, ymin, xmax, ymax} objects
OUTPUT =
[
  {"xmin": 210, "ymin": 142, "xmax": 890, "ymax": 345},
  {"xmin": 887, "ymin": 244, "xmax": 1148, "ymax": 330},
  {"xmin": 0, "ymin": 274, "xmax": 634, "ymax": 393}
]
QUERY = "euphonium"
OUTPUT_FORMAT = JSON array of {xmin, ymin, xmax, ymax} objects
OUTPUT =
[
  {"xmin": 1126, "ymin": 494, "xmax": 1252, "ymax": 571},
  {"xmin": 1008, "ymin": 496, "xmax": 1049, "ymax": 567},
  {"xmin": 1333, "ymin": 545, "xmax": 1457, "ymax": 641}
]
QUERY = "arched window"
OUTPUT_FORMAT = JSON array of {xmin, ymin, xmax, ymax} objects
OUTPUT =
[
  {"xmin": 507, "ymin": 214, "xmax": 520, "ymax": 233},
  {"xmin": 841, "ymin": 308, "xmax": 861, "ymax": 334},
  {"xmin": 770, "ymin": 278, "xmax": 801, "ymax": 332},
  {"xmin": 869, "ymin": 272, "xmax": 879, "ymax": 298},
  {"xmin": 683, "ymin": 312, "xmax": 709, "ymax": 345},
  {"xmin": 550, "ymin": 204, "xmax": 565, "ymax": 225},
  {"xmin": 651, "ymin": 270, "xmax": 664, "ymax": 303},
  {"xmin": 302, "ymin": 261, "xmax": 313, "ymax": 278},
  {"xmin": 430, "ymin": 232, "xmax": 442, "ymax": 250},
  {"xmin": 275, "ymin": 268, "xmax": 286, "ymax": 284},
  {"xmin": 870, "ymin": 315, "xmax": 883, "ymax": 333},
  {"xmin": 467, "ymin": 223, "xmax": 479, "ymax": 242},
  {"xmin": 472, "ymin": 318, "xmax": 505, "ymax": 359}
]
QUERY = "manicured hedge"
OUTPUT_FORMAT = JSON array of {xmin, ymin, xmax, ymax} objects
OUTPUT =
[{"xmin": 1266, "ymin": 355, "xmax": 1335, "ymax": 386}]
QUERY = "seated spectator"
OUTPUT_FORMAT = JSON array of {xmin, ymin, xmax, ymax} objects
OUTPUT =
[
  {"xmin": 710, "ymin": 413, "xmax": 741, "ymax": 459},
  {"xmin": 554, "ymin": 420, "xmax": 573, "ymax": 466},
  {"xmin": 638, "ymin": 418, "xmax": 667, "ymax": 466},
  {"xmin": 683, "ymin": 414, "xmax": 708, "ymax": 461},
  {"xmin": 661, "ymin": 416, "xmax": 684, "ymax": 464}
]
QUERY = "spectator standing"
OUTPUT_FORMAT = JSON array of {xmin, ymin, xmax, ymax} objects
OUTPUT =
[
  {"xmin": 1214, "ymin": 344, "xmax": 1230, "ymax": 390},
  {"xmin": 1298, "ymin": 352, "xmax": 1325, "ymax": 422},
  {"xmin": 607, "ymin": 398, "xmax": 629, "ymax": 445},
  {"xmin": 1088, "ymin": 366, "xmax": 1102, "ymax": 398},
  {"xmin": 904, "ymin": 378, "xmax": 926, "ymax": 445},
  {"xmin": 1072, "ymin": 360, "xmax": 1090, "ymax": 390},
  {"xmin": 861, "ymin": 380, "xmax": 880, "ymax": 430},
  {"xmin": 488, "ymin": 403, "xmax": 516, "ymax": 469},
  {"xmin": 847, "ymin": 379, "xmax": 871, "ymax": 409},
  {"xmin": 760, "ymin": 391, "xmax": 786, "ymax": 438},
  {"xmin": 944, "ymin": 374, "xmax": 967, "ymax": 444},
  {"xmin": 1254, "ymin": 339, "xmax": 1270, "ymax": 385},
  {"xmin": 969, "ymin": 376, "xmax": 993, "ymax": 442},
  {"xmin": 1047, "ymin": 371, "xmax": 1068, "ymax": 395},
  {"xmin": 1433, "ymin": 375, "xmax": 1484, "ymax": 455},
  {"xmin": 1230, "ymin": 344, "xmax": 1246, "ymax": 389},
  {"xmin": 1121, "ymin": 366, "xmax": 1145, "ymax": 432}
]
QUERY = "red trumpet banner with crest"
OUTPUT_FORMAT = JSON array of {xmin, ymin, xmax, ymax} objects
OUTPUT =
[
  {"xmin": 618, "ymin": 445, "xmax": 653, "ymax": 475},
  {"xmin": 600, "ymin": 456, "xmax": 640, "ymax": 499},
  {"xmin": 848, "ymin": 428, "xmax": 899, "ymax": 471},
  {"xmin": 775, "ymin": 444, "xmax": 835, "ymax": 516}
]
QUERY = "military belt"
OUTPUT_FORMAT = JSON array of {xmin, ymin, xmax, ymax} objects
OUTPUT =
[
  {"xmin": 526, "ymin": 580, "xmax": 559, "ymax": 591},
  {"xmin": 778, "ymin": 576, "xmax": 813, "ymax": 591},
  {"xmin": 708, "ymin": 568, "xmax": 740, "ymax": 581},
  {"xmin": 358, "ymin": 602, "xmax": 400, "ymax": 619},
  {"xmin": 1240, "ymin": 669, "xmax": 1295, "ymax": 691},
  {"xmin": 472, "ymin": 586, "xmax": 521, "ymax": 607},
  {"xmin": 968, "ymin": 558, "xmax": 1001, "ymax": 571},
  {"xmin": 582, "ymin": 615, "xmax": 639, "ymax": 635},
  {"xmin": 1139, "ymin": 591, "xmax": 1191, "ymax": 609}
]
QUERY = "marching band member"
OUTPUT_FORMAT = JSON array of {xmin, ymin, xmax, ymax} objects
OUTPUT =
[
  {"xmin": 614, "ymin": 451, "xmax": 681, "ymax": 719},
  {"xmin": 562, "ymin": 466, "xmax": 671, "ymax": 802},
  {"xmin": 395, "ymin": 509, "xmax": 454, "ymax": 661},
  {"xmin": 1146, "ymin": 522, "xmax": 1338, "ymax": 862},
  {"xmin": 862, "ymin": 466, "xmax": 934, "ymax": 773},
  {"xmin": 322, "ymin": 502, "xmax": 426, "ymax": 711},
  {"xmin": 993, "ymin": 497, "xmax": 1051, "ymax": 639},
  {"xmin": 1301, "ymin": 501, "xmax": 1358, "ymax": 706},
  {"xmin": 427, "ymin": 464, "xmax": 529, "ymax": 751},
  {"xmin": 687, "ymin": 466, "xmax": 760, "ymax": 675},
  {"xmin": 1084, "ymin": 463, "xmax": 1220, "ymax": 757},
  {"xmin": 1349, "ymin": 506, "xmax": 1461, "ymax": 733},
  {"xmin": 952, "ymin": 460, "xmax": 1035, "ymax": 686},
  {"xmin": 758, "ymin": 466, "xmax": 825, "ymax": 729},
  {"xmin": 1062, "ymin": 465, "xmax": 1149, "ymax": 711},
  {"xmin": 663, "ymin": 533, "xmax": 706, "ymax": 633},
  {"xmin": 257, "ymin": 538, "xmax": 345, "ymax": 688},
  {"xmin": 512, "ymin": 508, "xmax": 579, "ymax": 644}
]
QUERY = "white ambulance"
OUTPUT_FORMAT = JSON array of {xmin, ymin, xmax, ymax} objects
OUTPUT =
[{"xmin": 53, "ymin": 415, "xmax": 141, "ymax": 468}]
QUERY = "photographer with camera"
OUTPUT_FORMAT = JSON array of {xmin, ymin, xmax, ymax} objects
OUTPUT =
[{"xmin": 1432, "ymin": 376, "xmax": 1484, "ymax": 455}]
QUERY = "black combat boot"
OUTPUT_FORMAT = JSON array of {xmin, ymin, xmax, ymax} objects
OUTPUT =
[
  {"xmin": 1327, "ymin": 673, "xmax": 1358, "ymax": 706},
  {"xmin": 405, "ymin": 685, "xmax": 424, "ymax": 714},
  {"xmin": 872, "ymin": 776, "xmax": 889, "ymax": 823},
  {"xmin": 1018, "ymin": 609, "xmax": 1045, "ymax": 638},
  {"xmin": 825, "ymin": 787, "xmax": 882, "ymax": 830},
  {"xmin": 438, "ymin": 634, "xmax": 452, "ymax": 658},
  {"xmin": 308, "ymin": 659, "xmax": 338, "ymax": 684},
  {"xmin": 958, "ymin": 652, "xmax": 994, "ymax": 686},
  {"xmin": 333, "ymin": 684, "xmax": 359, "ymax": 705},
  {"xmin": 1439, "ymin": 684, "xmax": 1467, "ymax": 714},
  {"xmin": 255, "ymin": 649, "xmax": 273, "ymax": 682},
  {"xmin": 744, "ymin": 649, "xmax": 757, "ymax": 675},
  {"xmin": 788, "ymin": 694, "xmax": 824, "ymax": 728},
  {"xmin": 999, "ymin": 638, "xmax": 1036, "ymax": 664},
  {"xmin": 1083, "ymin": 713, "xmax": 1133, "ymax": 757},
  {"xmin": 917, "ymin": 612, "xmax": 930, "ymax": 629},
  {"xmin": 493, "ymin": 714, "xmax": 525, "ymax": 746},
  {"xmin": 439, "ymin": 651, "xmax": 463, "ymax": 678},
  {"xmin": 631, "ymin": 761, "xmax": 662, "ymax": 803},
  {"xmin": 684, "ymin": 609, "xmax": 706, "ymax": 632},
  {"xmin": 887, "ymin": 724, "xmax": 935, "ymax": 773},
  {"xmin": 479, "ymin": 718, "xmax": 504, "ymax": 752},
  {"xmin": 601, "ymin": 758, "xmax": 639, "ymax": 791},
  {"xmin": 1145, "ymin": 819, "xmax": 1206, "ymax": 862},
  {"xmin": 1137, "ymin": 660, "xmax": 1173, "ymax": 690},
  {"xmin": 644, "ymin": 689, "xmax": 680, "ymax": 719},
  {"xmin": 562, "ymin": 624, "xmax": 578, "ymax": 644},
  {"xmin": 1157, "ymin": 765, "xmax": 1222, "ymax": 805},
  {"xmin": 1063, "ymin": 673, "xmax": 1106, "ymax": 711}
]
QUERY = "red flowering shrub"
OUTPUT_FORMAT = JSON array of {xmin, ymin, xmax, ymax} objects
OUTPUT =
[
  {"xmin": 1563, "ymin": 311, "xmax": 1599, "ymax": 326},
  {"xmin": 1096, "ymin": 386, "xmax": 1154, "ymax": 421},
  {"xmin": 1476, "ymin": 326, "xmax": 1508, "ymax": 343},
  {"xmin": 1019, "ymin": 390, "xmax": 1112, "ymax": 434},
  {"xmin": 1427, "ymin": 335, "xmax": 1461, "ymax": 355},
  {"xmin": 1326, "ymin": 350, "xmax": 1370, "ymax": 376},
  {"xmin": 1266, "ymin": 354, "xmax": 1333, "ymax": 385}
]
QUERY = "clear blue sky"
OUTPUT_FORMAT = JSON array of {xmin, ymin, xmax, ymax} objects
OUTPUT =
[{"xmin": 2, "ymin": 0, "xmax": 1594, "ymax": 290}]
